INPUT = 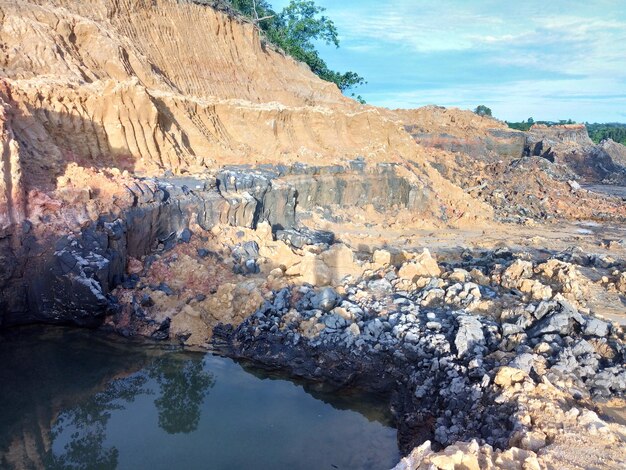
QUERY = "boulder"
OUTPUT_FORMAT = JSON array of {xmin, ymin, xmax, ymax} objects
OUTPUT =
[
  {"xmin": 508, "ymin": 353, "xmax": 535, "ymax": 373},
  {"xmin": 372, "ymin": 248, "xmax": 405, "ymax": 267},
  {"xmin": 322, "ymin": 313, "xmax": 348, "ymax": 329},
  {"xmin": 455, "ymin": 314, "xmax": 485, "ymax": 357},
  {"xmin": 584, "ymin": 317, "xmax": 610, "ymax": 337},
  {"xmin": 319, "ymin": 244, "xmax": 364, "ymax": 284},
  {"xmin": 494, "ymin": 366, "xmax": 527, "ymax": 388},
  {"xmin": 501, "ymin": 260, "xmax": 533, "ymax": 289},
  {"xmin": 275, "ymin": 227, "xmax": 335, "ymax": 249},
  {"xmin": 312, "ymin": 287, "xmax": 339, "ymax": 312},
  {"xmin": 448, "ymin": 268, "xmax": 470, "ymax": 283},
  {"xmin": 527, "ymin": 312, "xmax": 571, "ymax": 337},
  {"xmin": 398, "ymin": 248, "xmax": 441, "ymax": 281},
  {"xmin": 285, "ymin": 252, "xmax": 331, "ymax": 286}
]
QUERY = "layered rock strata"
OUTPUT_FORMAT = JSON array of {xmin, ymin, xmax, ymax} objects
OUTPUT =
[{"xmin": 0, "ymin": 162, "xmax": 429, "ymax": 327}]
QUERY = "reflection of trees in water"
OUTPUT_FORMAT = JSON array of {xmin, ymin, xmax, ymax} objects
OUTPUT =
[
  {"xmin": 148, "ymin": 355, "xmax": 215, "ymax": 434},
  {"xmin": 44, "ymin": 354, "xmax": 214, "ymax": 469},
  {"xmin": 44, "ymin": 374, "xmax": 148, "ymax": 470}
]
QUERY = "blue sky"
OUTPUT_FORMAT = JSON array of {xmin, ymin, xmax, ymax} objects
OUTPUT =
[{"xmin": 271, "ymin": 0, "xmax": 626, "ymax": 122}]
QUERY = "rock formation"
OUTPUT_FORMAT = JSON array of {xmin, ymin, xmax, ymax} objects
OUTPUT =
[{"xmin": 0, "ymin": 1, "xmax": 625, "ymax": 469}]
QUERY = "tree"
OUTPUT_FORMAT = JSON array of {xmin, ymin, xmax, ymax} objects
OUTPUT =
[
  {"xmin": 229, "ymin": 0, "xmax": 276, "ymax": 25},
  {"xmin": 474, "ymin": 105, "xmax": 492, "ymax": 117},
  {"xmin": 226, "ymin": 0, "xmax": 365, "ymax": 93}
]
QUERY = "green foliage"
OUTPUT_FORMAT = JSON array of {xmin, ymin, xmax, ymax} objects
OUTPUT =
[
  {"xmin": 351, "ymin": 93, "xmax": 367, "ymax": 104},
  {"xmin": 586, "ymin": 123, "xmax": 626, "ymax": 145},
  {"xmin": 229, "ymin": 0, "xmax": 274, "ymax": 19},
  {"xmin": 225, "ymin": 0, "xmax": 365, "ymax": 94},
  {"xmin": 506, "ymin": 117, "xmax": 577, "ymax": 131},
  {"xmin": 506, "ymin": 117, "xmax": 535, "ymax": 131},
  {"xmin": 474, "ymin": 105, "xmax": 492, "ymax": 117}
]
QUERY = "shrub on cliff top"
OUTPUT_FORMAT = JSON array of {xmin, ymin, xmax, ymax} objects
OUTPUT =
[{"xmin": 474, "ymin": 105, "xmax": 492, "ymax": 117}]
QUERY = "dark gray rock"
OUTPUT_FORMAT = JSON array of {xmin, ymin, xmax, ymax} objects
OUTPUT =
[
  {"xmin": 509, "ymin": 353, "xmax": 535, "ymax": 373},
  {"xmin": 528, "ymin": 313, "xmax": 571, "ymax": 337},
  {"xmin": 178, "ymin": 228, "xmax": 192, "ymax": 243},
  {"xmin": 502, "ymin": 323, "xmax": 524, "ymax": 336},
  {"xmin": 323, "ymin": 314, "xmax": 348, "ymax": 330},
  {"xmin": 244, "ymin": 259, "xmax": 260, "ymax": 274},
  {"xmin": 154, "ymin": 283, "xmax": 174, "ymax": 296},
  {"xmin": 275, "ymin": 228, "xmax": 335, "ymax": 249},
  {"xmin": 232, "ymin": 241, "xmax": 260, "ymax": 262},
  {"xmin": 312, "ymin": 288, "xmax": 339, "ymax": 312},
  {"xmin": 140, "ymin": 294, "xmax": 155, "ymax": 307},
  {"xmin": 367, "ymin": 278, "xmax": 394, "ymax": 293},
  {"xmin": 571, "ymin": 339, "xmax": 595, "ymax": 357}
]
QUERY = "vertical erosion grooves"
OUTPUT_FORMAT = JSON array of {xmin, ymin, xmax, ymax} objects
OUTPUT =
[{"xmin": 0, "ymin": 88, "xmax": 25, "ymax": 234}]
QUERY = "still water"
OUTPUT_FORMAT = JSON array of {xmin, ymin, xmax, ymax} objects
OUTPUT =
[{"xmin": 0, "ymin": 327, "xmax": 400, "ymax": 470}]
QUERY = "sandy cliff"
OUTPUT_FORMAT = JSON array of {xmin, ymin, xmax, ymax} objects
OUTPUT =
[{"xmin": 0, "ymin": 0, "xmax": 500, "ymax": 233}]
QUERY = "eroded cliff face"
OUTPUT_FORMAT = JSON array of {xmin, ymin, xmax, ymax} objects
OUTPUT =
[
  {"xmin": 0, "ymin": 0, "xmax": 497, "ymax": 238},
  {"xmin": 526, "ymin": 124, "xmax": 626, "ymax": 183},
  {"xmin": 1, "ymin": 0, "xmax": 350, "ymax": 106},
  {"xmin": 0, "ymin": 0, "xmax": 419, "ymax": 173},
  {"xmin": 0, "ymin": 93, "xmax": 25, "ymax": 235},
  {"xmin": 395, "ymin": 106, "xmax": 527, "ymax": 161}
]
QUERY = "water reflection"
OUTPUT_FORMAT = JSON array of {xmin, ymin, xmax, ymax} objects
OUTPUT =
[
  {"xmin": 44, "ymin": 353, "xmax": 215, "ymax": 468},
  {"xmin": 238, "ymin": 361, "xmax": 395, "ymax": 428},
  {"xmin": 149, "ymin": 356, "xmax": 215, "ymax": 434},
  {"xmin": 0, "ymin": 327, "xmax": 399, "ymax": 470}
]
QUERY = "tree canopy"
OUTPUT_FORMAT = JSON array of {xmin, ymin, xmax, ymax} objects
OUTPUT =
[
  {"xmin": 586, "ymin": 123, "xmax": 626, "ymax": 145},
  {"xmin": 224, "ymin": 0, "xmax": 365, "ymax": 94},
  {"xmin": 474, "ymin": 105, "xmax": 492, "ymax": 117},
  {"xmin": 506, "ymin": 118, "xmax": 576, "ymax": 131}
]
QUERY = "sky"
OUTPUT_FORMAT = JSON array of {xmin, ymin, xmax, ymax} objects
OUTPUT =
[{"xmin": 271, "ymin": 0, "xmax": 626, "ymax": 122}]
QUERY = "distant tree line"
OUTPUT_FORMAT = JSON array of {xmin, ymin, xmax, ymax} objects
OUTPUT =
[
  {"xmin": 585, "ymin": 123, "xmax": 626, "ymax": 145},
  {"xmin": 505, "ymin": 118, "xmax": 626, "ymax": 143},
  {"xmin": 506, "ymin": 117, "xmax": 575, "ymax": 132},
  {"xmin": 190, "ymin": 0, "xmax": 366, "ymax": 99}
]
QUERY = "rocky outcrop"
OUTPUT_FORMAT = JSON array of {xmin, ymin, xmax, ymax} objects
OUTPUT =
[
  {"xmin": 216, "ymin": 161, "xmax": 430, "ymax": 230},
  {"xmin": 527, "ymin": 124, "xmax": 594, "ymax": 148},
  {"xmin": 410, "ymin": 129, "xmax": 526, "ymax": 160},
  {"xmin": 600, "ymin": 139, "xmax": 626, "ymax": 168},
  {"xmin": 202, "ymin": 229, "xmax": 626, "ymax": 464},
  {"xmin": 214, "ymin": 252, "xmax": 625, "ymax": 454},
  {"xmin": 0, "ymin": 178, "xmax": 230, "ymax": 326},
  {"xmin": 0, "ymin": 158, "xmax": 441, "ymax": 327},
  {"xmin": 525, "ymin": 124, "xmax": 626, "ymax": 183}
]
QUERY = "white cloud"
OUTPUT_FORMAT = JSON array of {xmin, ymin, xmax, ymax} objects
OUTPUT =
[
  {"xmin": 369, "ymin": 78, "xmax": 626, "ymax": 122},
  {"xmin": 275, "ymin": 0, "xmax": 626, "ymax": 121},
  {"xmin": 328, "ymin": 1, "xmax": 626, "ymax": 78}
]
